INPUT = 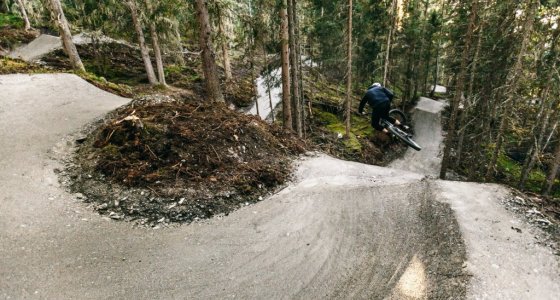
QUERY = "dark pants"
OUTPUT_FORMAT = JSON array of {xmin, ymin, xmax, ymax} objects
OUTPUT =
[{"xmin": 371, "ymin": 101, "xmax": 395, "ymax": 131}]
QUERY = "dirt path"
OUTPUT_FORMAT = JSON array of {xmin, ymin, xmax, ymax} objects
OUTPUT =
[
  {"xmin": 1, "ymin": 74, "xmax": 558, "ymax": 299},
  {"xmin": 8, "ymin": 33, "xmax": 127, "ymax": 61},
  {"xmin": 247, "ymin": 67, "xmax": 281, "ymax": 120}
]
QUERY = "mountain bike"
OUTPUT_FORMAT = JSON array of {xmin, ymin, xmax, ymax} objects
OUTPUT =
[{"xmin": 382, "ymin": 109, "xmax": 422, "ymax": 151}]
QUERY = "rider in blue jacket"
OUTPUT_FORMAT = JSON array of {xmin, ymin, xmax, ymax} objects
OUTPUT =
[{"xmin": 358, "ymin": 83, "xmax": 401, "ymax": 133}]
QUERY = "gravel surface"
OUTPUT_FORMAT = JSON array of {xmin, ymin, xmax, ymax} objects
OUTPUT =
[{"xmin": 1, "ymin": 74, "xmax": 558, "ymax": 299}]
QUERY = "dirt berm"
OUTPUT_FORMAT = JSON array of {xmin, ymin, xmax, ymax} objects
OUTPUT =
[{"xmin": 1, "ymin": 74, "xmax": 558, "ymax": 299}]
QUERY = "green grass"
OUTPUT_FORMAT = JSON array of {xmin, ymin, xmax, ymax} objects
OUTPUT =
[
  {"xmin": 314, "ymin": 109, "xmax": 375, "ymax": 152},
  {"xmin": 496, "ymin": 151, "xmax": 560, "ymax": 196},
  {"xmin": 164, "ymin": 64, "xmax": 201, "ymax": 83},
  {"xmin": 79, "ymin": 71, "xmax": 133, "ymax": 97},
  {"xmin": 0, "ymin": 57, "xmax": 48, "ymax": 74},
  {"xmin": 0, "ymin": 13, "xmax": 23, "ymax": 28}
]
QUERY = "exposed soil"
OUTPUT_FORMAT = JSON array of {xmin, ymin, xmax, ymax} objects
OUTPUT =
[{"xmin": 66, "ymin": 97, "xmax": 306, "ymax": 226}]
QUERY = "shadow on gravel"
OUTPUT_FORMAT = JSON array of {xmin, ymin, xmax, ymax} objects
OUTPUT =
[
  {"xmin": 316, "ymin": 180, "xmax": 467, "ymax": 299},
  {"xmin": 421, "ymin": 181, "xmax": 468, "ymax": 299}
]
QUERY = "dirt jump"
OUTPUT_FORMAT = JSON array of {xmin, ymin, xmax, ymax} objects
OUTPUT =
[{"xmin": 1, "ymin": 74, "xmax": 559, "ymax": 299}]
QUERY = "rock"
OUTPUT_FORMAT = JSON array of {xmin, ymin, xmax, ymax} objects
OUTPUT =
[
  {"xmin": 513, "ymin": 196, "xmax": 526, "ymax": 205},
  {"xmin": 526, "ymin": 208, "xmax": 544, "ymax": 218},
  {"xmin": 534, "ymin": 218, "xmax": 552, "ymax": 226},
  {"xmin": 511, "ymin": 226, "xmax": 522, "ymax": 233},
  {"xmin": 178, "ymin": 198, "xmax": 186, "ymax": 205},
  {"xmin": 109, "ymin": 212, "xmax": 123, "ymax": 220}
]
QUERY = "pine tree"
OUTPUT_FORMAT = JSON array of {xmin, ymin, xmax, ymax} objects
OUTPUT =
[
  {"xmin": 195, "ymin": 0, "xmax": 224, "ymax": 102},
  {"xmin": 345, "ymin": 0, "xmax": 352, "ymax": 138},
  {"xmin": 126, "ymin": 0, "xmax": 158, "ymax": 85},
  {"xmin": 280, "ymin": 0, "xmax": 292, "ymax": 130}
]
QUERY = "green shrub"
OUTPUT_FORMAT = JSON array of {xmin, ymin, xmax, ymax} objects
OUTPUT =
[{"xmin": 0, "ymin": 13, "xmax": 23, "ymax": 28}]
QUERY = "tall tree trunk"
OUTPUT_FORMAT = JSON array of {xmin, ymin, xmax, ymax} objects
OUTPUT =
[
  {"xmin": 263, "ymin": 46, "xmax": 275, "ymax": 122},
  {"xmin": 345, "ymin": 0, "xmax": 353, "ymax": 137},
  {"xmin": 485, "ymin": 0, "xmax": 538, "ymax": 179},
  {"xmin": 47, "ymin": 0, "xmax": 84, "ymax": 72},
  {"xmin": 16, "ymin": 0, "xmax": 31, "ymax": 31},
  {"xmin": 280, "ymin": 0, "xmax": 292, "ymax": 130},
  {"xmin": 455, "ymin": 0, "xmax": 487, "ymax": 166},
  {"xmin": 0, "ymin": 0, "xmax": 8, "ymax": 13},
  {"xmin": 430, "ymin": 0, "xmax": 447, "ymax": 97},
  {"xmin": 419, "ymin": 0, "xmax": 430, "ymax": 94},
  {"xmin": 519, "ymin": 27, "xmax": 560, "ymax": 189},
  {"xmin": 145, "ymin": 0, "xmax": 165, "ymax": 85},
  {"xmin": 173, "ymin": 21, "xmax": 186, "ymax": 66},
  {"xmin": 288, "ymin": 0, "xmax": 301, "ymax": 136},
  {"xmin": 383, "ymin": 0, "xmax": 397, "ymax": 86},
  {"xmin": 149, "ymin": 25, "xmax": 166, "ymax": 85},
  {"xmin": 294, "ymin": 0, "xmax": 305, "ymax": 136},
  {"xmin": 126, "ymin": 0, "xmax": 157, "ymax": 85},
  {"xmin": 195, "ymin": 0, "xmax": 224, "ymax": 102},
  {"xmin": 542, "ymin": 130, "xmax": 560, "ymax": 196},
  {"xmin": 439, "ymin": 0, "xmax": 477, "ymax": 179},
  {"xmin": 519, "ymin": 90, "xmax": 552, "ymax": 189},
  {"xmin": 217, "ymin": 7, "xmax": 232, "ymax": 81},
  {"xmin": 544, "ymin": 119, "xmax": 559, "ymax": 151}
]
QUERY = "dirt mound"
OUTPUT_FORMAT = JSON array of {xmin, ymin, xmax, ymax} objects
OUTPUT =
[{"xmin": 68, "ymin": 100, "xmax": 306, "ymax": 225}]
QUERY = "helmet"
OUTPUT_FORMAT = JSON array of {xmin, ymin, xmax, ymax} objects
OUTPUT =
[{"xmin": 370, "ymin": 82, "xmax": 382, "ymax": 89}]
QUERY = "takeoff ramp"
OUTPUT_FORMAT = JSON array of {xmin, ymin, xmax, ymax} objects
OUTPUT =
[{"xmin": 390, "ymin": 97, "xmax": 446, "ymax": 177}]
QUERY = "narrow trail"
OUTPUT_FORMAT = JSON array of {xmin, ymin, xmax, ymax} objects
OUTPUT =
[
  {"xmin": 247, "ymin": 67, "xmax": 281, "ymax": 120},
  {"xmin": 1, "ymin": 74, "xmax": 559, "ymax": 299}
]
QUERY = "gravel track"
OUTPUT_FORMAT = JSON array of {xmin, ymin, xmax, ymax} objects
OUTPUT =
[{"xmin": 1, "ymin": 74, "xmax": 558, "ymax": 299}]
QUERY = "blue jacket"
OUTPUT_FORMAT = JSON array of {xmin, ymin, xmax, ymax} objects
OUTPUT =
[{"xmin": 358, "ymin": 86, "xmax": 394, "ymax": 114}]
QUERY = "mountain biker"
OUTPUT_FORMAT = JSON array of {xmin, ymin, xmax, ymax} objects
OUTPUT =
[{"xmin": 358, "ymin": 82, "xmax": 402, "ymax": 134}]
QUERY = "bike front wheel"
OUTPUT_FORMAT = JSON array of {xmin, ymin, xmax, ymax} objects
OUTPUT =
[{"xmin": 387, "ymin": 125, "xmax": 422, "ymax": 151}]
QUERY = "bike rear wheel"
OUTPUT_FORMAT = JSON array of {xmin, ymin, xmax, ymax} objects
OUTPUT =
[{"xmin": 389, "ymin": 109, "xmax": 407, "ymax": 125}]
